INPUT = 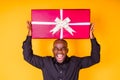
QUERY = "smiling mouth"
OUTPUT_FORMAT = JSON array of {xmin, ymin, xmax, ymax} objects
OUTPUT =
[{"xmin": 56, "ymin": 54, "xmax": 64, "ymax": 61}]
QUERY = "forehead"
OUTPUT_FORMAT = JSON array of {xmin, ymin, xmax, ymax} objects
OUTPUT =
[{"xmin": 53, "ymin": 40, "xmax": 67, "ymax": 47}]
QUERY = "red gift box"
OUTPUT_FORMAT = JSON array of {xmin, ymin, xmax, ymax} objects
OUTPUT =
[{"xmin": 31, "ymin": 9, "xmax": 90, "ymax": 39}]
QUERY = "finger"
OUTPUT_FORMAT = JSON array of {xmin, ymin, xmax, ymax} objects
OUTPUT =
[
  {"xmin": 27, "ymin": 21, "xmax": 32, "ymax": 27},
  {"xmin": 27, "ymin": 21, "xmax": 30, "ymax": 27},
  {"xmin": 90, "ymin": 24, "xmax": 95, "ymax": 33},
  {"xmin": 91, "ymin": 24, "xmax": 94, "ymax": 30}
]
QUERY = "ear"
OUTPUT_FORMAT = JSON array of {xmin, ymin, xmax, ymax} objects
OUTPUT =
[
  {"xmin": 66, "ymin": 48, "xmax": 69, "ymax": 53},
  {"xmin": 52, "ymin": 48, "xmax": 54, "ymax": 52}
]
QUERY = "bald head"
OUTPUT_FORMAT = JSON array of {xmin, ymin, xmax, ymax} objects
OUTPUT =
[
  {"xmin": 52, "ymin": 39, "xmax": 68, "ymax": 63},
  {"xmin": 53, "ymin": 39, "xmax": 68, "ymax": 47}
]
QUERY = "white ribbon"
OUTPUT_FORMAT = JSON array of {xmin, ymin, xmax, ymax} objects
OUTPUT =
[{"xmin": 50, "ymin": 17, "xmax": 76, "ymax": 35}]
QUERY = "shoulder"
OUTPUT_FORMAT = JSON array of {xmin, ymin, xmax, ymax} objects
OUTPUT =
[
  {"xmin": 71, "ymin": 56, "xmax": 81, "ymax": 59},
  {"xmin": 43, "ymin": 56, "xmax": 53, "ymax": 60},
  {"xmin": 42, "ymin": 56, "xmax": 53, "ymax": 62},
  {"xmin": 70, "ymin": 56, "xmax": 82, "ymax": 62},
  {"xmin": 42, "ymin": 56, "xmax": 54, "ymax": 66}
]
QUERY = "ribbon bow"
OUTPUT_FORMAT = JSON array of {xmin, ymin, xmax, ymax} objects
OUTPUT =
[{"xmin": 50, "ymin": 17, "xmax": 76, "ymax": 35}]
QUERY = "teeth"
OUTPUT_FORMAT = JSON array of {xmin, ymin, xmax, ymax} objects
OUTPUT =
[{"xmin": 57, "ymin": 54, "xmax": 63, "ymax": 58}]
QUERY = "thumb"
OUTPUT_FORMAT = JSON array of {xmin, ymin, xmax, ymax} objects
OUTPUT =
[
  {"xmin": 27, "ymin": 21, "xmax": 32, "ymax": 29},
  {"xmin": 90, "ymin": 23, "xmax": 94, "ymax": 32}
]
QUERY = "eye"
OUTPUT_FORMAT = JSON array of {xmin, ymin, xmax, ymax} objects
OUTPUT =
[
  {"xmin": 53, "ymin": 47, "xmax": 58, "ymax": 51},
  {"xmin": 61, "ymin": 47, "xmax": 67, "ymax": 51},
  {"xmin": 53, "ymin": 47, "xmax": 67, "ymax": 51}
]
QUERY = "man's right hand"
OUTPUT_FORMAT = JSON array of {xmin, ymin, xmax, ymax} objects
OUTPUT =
[{"xmin": 27, "ymin": 21, "xmax": 32, "ymax": 36}]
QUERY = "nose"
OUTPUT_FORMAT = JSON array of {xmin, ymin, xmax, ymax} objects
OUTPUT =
[
  {"xmin": 57, "ymin": 48, "xmax": 63, "ymax": 51},
  {"xmin": 57, "ymin": 49, "xmax": 63, "ymax": 53}
]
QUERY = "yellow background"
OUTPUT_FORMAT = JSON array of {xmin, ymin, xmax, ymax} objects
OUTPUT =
[{"xmin": 0, "ymin": 0, "xmax": 120, "ymax": 80}]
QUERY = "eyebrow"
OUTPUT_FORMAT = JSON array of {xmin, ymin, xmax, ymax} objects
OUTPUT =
[{"xmin": 54, "ymin": 46, "xmax": 67, "ymax": 48}]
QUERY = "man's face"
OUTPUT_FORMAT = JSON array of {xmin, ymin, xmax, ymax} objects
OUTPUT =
[{"xmin": 52, "ymin": 40, "xmax": 68, "ymax": 63}]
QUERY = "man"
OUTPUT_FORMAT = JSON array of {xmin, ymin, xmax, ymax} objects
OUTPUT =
[{"xmin": 22, "ymin": 21, "xmax": 100, "ymax": 80}]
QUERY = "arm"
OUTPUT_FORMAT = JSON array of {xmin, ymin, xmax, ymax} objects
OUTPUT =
[
  {"xmin": 80, "ymin": 24, "xmax": 100, "ymax": 68},
  {"xmin": 22, "ymin": 21, "xmax": 44, "ymax": 69}
]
